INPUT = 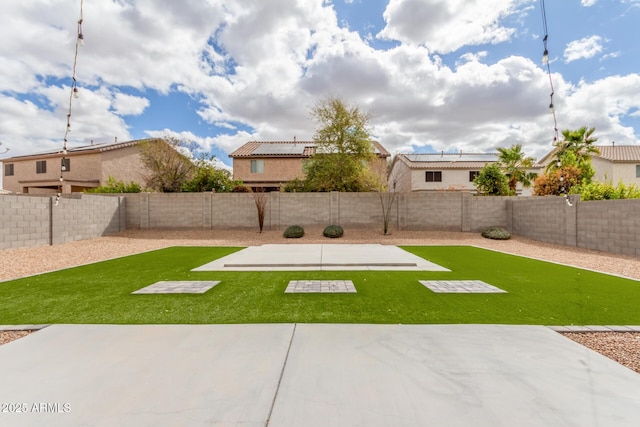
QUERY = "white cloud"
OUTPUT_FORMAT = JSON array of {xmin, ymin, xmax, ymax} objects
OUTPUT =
[
  {"xmin": 377, "ymin": 0, "xmax": 530, "ymax": 53},
  {"xmin": 564, "ymin": 35, "xmax": 604, "ymax": 63},
  {"xmin": 581, "ymin": 0, "xmax": 598, "ymax": 6},
  {"xmin": 1, "ymin": 0, "xmax": 638, "ymax": 170},
  {"xmin": 112, "ymin": 93, "xmax": 150, "ymax": 116}
]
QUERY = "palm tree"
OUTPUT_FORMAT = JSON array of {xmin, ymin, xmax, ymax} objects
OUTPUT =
[
  {"xmin": 547, "ymin": 126, "xmax": 599, "ymax": 183},
  {"xmin": 497, "ymin": 144, "xmax": 537, "ymax": 194},
  {"xmin": 557, "ymin": 126, "xmax": 599, "ymax": 166}
]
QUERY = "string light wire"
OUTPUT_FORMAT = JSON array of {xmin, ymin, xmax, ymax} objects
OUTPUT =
[
  {"xmin": 540, "ymin": 0, "xmax": 559, "ymax": 145},
  {"xmin": 56, "ymin": 0, "xmax": 84, "ymax": 206}
]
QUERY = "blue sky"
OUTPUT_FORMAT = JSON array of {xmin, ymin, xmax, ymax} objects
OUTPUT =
[{"xmin": 1, "ymin": 0, "xmax": 639, "ymax": 179}]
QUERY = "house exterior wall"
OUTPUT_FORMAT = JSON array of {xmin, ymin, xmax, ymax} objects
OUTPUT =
[
  {"xmin": 233, "ymin": 157, "xmax": 305, "ymax": 186},
  {"xmin": 101, "ymin": 146, "xmax": 148, "ymax": 185},
  {"xmin": 592, "ymin": 157, "xmax": 640, "ymax": 186},
  {"xmin": 410, "ymin": 168, "xmax": 479, "ymax": 191}
]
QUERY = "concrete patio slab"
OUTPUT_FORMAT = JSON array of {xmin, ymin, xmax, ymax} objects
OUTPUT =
[
  {"xmin": 1, "ymin": 324, "xmax": 640, "ymax": 426},
  {"xmin": 269, "ymin": 324, "xmax": 640, "ymax": 427},
  {"xmin": 192, "ymin": 244, "xmax": 450, "ymax": 271},
  {"xmin": 0, "ymin": 324, "xmax": 294, "ymax": 427}
]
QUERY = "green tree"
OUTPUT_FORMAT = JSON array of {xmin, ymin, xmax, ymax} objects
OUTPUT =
[
  {"xmin": 497, "ymin": 144, "xmax": 537, "ymax": 194},
  {"xmin": 303, "ymin": 96, "xmax": 377, "ymax": 192},
  {"xmin": 182, "ymin": 154, "xmax": 241, "ymax": 192},
  {"xmin": 138, "ymin": 138, "xmax": 195, "ymax": 192},
  {"xmin": 473, "ymin": 164, "xmax": 509, "ymax": 196}
]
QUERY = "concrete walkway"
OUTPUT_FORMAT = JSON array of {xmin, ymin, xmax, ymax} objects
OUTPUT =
[{"xmin": 1, "ymin": 324, "xmax": 640, "ymax": 426}]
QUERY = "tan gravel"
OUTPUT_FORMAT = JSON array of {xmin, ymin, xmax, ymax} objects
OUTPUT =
[
  {"xmin": 1, "ymin": 228, "xmax": 639, "ymax": 372},
  {"xmin": 562, "ymin": 332, "xmax": 640, "ymax": 374},
  {"xmin": 0, "ymin": 330, "xmax": 33, "ymax": 346}
]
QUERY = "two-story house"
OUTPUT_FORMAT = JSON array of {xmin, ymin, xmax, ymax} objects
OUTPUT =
[
  {"xmin": 389, "ymin": 152, "xmax": 541, "ymax": 195},
  {"xmin": 1, "ymin": 138, "xmax": 155, "ymax": 194},
  {"xmin": 229, "ymin": 140, "xmax": 390, "ymax": 191}
]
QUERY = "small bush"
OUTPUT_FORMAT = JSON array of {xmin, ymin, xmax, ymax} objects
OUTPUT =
[
  {"xmin": 283, "ymin": 225, "xmax": 304, "ymax": 238},
  {"xmin": 323, "ymin": 224, "xmax": 344, "ymax": 238},
  {"xmin": 481, "ymin": 226, "xmax": 511, "ymax": 240}
]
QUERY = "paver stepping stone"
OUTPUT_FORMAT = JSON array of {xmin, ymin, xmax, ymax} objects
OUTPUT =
[
  {"xmin": 419, "ymin": 280, "xmax": 507, "ymax": 293},
  {"xmin": 132, "ymin": 281, "xmax": 221, "ymax": 294},
  {"xmin": 285, "ymin": 280, "xmax": 356, "ymax": 293}
]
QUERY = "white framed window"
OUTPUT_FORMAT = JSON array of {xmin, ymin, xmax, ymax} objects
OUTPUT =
[
  {"xmin": 251, "ymin": 159, "xmax": 264, "ymax": 174},
  {"xmin": 636, "ymin": 165, "xmax": 640, "ymax": 178}
]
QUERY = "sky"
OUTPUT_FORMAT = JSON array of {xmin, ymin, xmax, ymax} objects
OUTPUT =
[{"xmin": 1, "ymin": 0, "xmax": 640, "ymax": 177}]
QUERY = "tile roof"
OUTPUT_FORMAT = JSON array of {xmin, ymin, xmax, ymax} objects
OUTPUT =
[
  {"xmin": 2, "ymin": 138, "xmax": 158, "ymax": 160},
  {"xmin": 594, "ymin": 145, "xmax": 640, "ymax": 162},
  {"xmin": 229, "ymin": 140, "xmax": 390, "ymax": 158}
]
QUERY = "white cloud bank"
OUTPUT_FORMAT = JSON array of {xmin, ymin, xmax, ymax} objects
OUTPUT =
[{"xmin": 0, "ymin": 0, "xmax": 638, "ymax": 166}]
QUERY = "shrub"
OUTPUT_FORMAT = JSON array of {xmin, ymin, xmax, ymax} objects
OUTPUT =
[
  {"xmin": 283, "ymin": 225, "xmax": 304, "ymax": 238},
  {"xmin": 323, "ymin": 224, "xmax": 344, "ymax": 238},
  {"xmin": 85, "ymin": 176, "xmax": 141, "ymax": 193},
  {"xmin": 481, "ymin": 226, "xmax": 511, "ymax": 240}
]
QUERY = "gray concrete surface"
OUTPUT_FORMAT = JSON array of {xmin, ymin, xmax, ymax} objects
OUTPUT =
[
  {"xmin": 192, "ymin": 244, "xmax": 451, "ymax": 271},
  {"xmin": 2, "ymin": 324, "xmax": 640, "ymax": 426}
]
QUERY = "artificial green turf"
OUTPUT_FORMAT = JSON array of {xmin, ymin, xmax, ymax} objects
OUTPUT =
[{"xmin": 0, "ymin": 245, "xmax": 638, "ymax": 325}]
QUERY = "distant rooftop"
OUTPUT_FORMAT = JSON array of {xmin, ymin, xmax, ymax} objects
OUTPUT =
[
  {"xmin": 398, "ymin": 153, "xmax": 499, "ymax": 169},
  {"xmin": 230, "ymin": 140, "xmax": 390, "ymax": 158},
  {"xmin": 595, "ymin": 145, "xmax": 640, "ymax": 162},
  {"xmin": 2, "ymin": 138, "xmax": 157, "ymax": 160}
]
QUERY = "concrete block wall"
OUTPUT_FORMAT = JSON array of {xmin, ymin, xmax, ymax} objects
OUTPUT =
[
  {"xmin": 276, "ymin": 193, "xmax": 331, "ymax": 228},
  {"xmin": 0, "ymin": 195, "xmax": 51, "ymax": 249},
  {"xmin": 51, "ymin": 195, "xmax": 124, "ymax": 245},
  {"xmin": 463, "ymin": 195, "xmax": 514, "ymax": 232},
  {"xmin": 148, "ymin": 193, "xmax": 205, "ymax": 229},
  {"xmin": 576, "ymin": 199, "xmax": 640, "ymax": 256},
  {"xmin": 0, "ymin": 194, "xmax": 124, "ymax": 249},
  {"xmin": 337, "ymin": 192, "xmax": 387, "ymax": 228},
  {"xmin": 401, "ymin": 192, "xmax": 463, "ymax": 230},
  {"xmin": 211, "ymin": 193, "xmax": 262, "ymax": 229},
  {"xmin": 509, "ymin": 197, "xmax": 576, "ymax": 247}
]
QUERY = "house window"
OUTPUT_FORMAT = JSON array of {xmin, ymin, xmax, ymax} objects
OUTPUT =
[
  {"xmin": 251, "ymin": 159, "xmax": 264, "ymax": 174},
  {"xmin": 425, "ymin": 171, "xmax": 442, "ymax": 182},
  {"xmin": 636, "ymin": 165, "xmax": 640, "ymax": 178},
  {"xmin": 36, "ymin": 160, "xmax": 47, "ymax": 174},
  {"xmin": 469, "ymin": 171, "xmax": 480, "ymax": 182},
  {"xmin": 4, "ymin": 163, "xmax": 14, "ymax": 176},
  {"xmin": 61, "ymin": 158, "xmax": 71, "ymax": 172}
]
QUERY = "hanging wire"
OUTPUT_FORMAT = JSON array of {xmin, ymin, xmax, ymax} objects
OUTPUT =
[
  {"xmin": 56, "ymin": 0, "xmax": 84, "ymax": 206},
  {"xmin": 539, "ymin": 0, "xmax": 559, "ymax": 145}
]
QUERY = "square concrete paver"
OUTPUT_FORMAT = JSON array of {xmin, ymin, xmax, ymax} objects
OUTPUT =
[
  {"xmin": 285, "ymin": 280, "xmax": 356, "ymax": 293},
  {"xmin": 419, "ymin": 280, "xmax": 507, "ymax": 293},
  {"xmin": 132, "ymin": 281, "xmax": 221, "ymax": 294}
]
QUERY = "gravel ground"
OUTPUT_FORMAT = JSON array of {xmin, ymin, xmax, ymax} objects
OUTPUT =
[{"xmin": 1, "ymin": 228, "xmax": 639, "ymax": 373}]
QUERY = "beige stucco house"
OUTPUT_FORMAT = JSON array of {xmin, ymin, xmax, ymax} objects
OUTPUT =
[
  {"xmin": 537, "ymin": 144, "xmax": 640, "ymax": 186},
  {"xmin": 389, "ymin": 152, "xmax": 541, "ymax": 195},
  {"xmin": 590, "ymin": 145, "xmax": 640, "ymax": 185},
  {"xmin": 1, "ymin": 138, "xmax": 155, "ymax": 194},
  {"xmin": 229, "ymin": 140, "xmax": 391, "ymax": 191}
]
